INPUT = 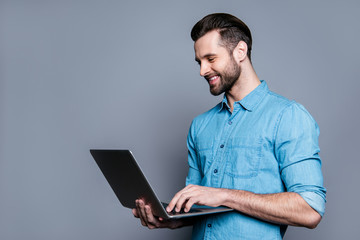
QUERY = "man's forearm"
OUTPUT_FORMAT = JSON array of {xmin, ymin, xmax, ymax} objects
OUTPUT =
[
  {"xmin": 222, "ymin": 189, "xmax": 321, "ymax": 228},
  {"xmin": 167, "ymin": 184, "xmax": 322, "ymax": 229}
]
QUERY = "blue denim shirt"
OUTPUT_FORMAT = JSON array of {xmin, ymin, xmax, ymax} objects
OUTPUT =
[{"xmin": 186, "ymin": 81, "xmax": 326, "ymax": 239}]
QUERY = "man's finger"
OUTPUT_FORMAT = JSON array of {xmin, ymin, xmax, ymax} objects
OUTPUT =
[
  {"xmin": 176, "ymin": 186, "xmax": 201, "ymax": 212},
  {"xmin": 139, "ymin": 200, "xmax": 149, "ymax": 224},
  {"xmin": 167, "ymin": 192, "xmax": 182, "ymax": 212},
  {"xmin": 167, "ymin": 185, "xmax": 193, "ymax": 212},
  {"xmin": 132, "ymin": 208, "xmax": 139, "ymax": 218},
  {"xmin": 136, "ymin": 200, "xmax": 147, "ymax": 226},
  {"xmin": 184, "ymin": 197, "xmax": 198, "ymax": 212},
  {"xmin": 145, "ymin": 205, "xmax": 159, "ymax": 228}
]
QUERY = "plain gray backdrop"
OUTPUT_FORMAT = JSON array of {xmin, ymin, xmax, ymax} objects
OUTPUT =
[{"xmin": 1, "ymin": 0, "xmax": 359, "ymax": 239}]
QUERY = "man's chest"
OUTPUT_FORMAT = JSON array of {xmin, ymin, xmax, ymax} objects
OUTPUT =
[{"xmin": 193, "ymin": 109, "xmax": 282, "ymax": 190}]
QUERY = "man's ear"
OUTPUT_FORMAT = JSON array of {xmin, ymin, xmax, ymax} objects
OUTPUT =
[{"xmin": 233, "ymin": 41, "xmax": 248, "ymax": 63}]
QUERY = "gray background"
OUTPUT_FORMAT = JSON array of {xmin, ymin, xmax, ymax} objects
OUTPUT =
[{"xmin": 1, "ymin": 0, "xmax": 359, "ymax": 239}]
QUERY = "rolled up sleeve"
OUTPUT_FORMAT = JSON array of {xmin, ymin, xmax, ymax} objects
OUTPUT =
[{"xmin": 275, "ymin": 102, "xmax": 327, "ymax": 216}]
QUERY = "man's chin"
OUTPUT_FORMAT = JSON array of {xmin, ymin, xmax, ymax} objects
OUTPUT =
[{"xmin": 209, "ymin": 86, "xmax": 223, "ymax": 96}]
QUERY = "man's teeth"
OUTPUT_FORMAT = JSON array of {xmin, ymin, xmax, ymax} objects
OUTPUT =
[{"xmin": 209, "ymin": 76, "xmax": 218, "ymax": 81}]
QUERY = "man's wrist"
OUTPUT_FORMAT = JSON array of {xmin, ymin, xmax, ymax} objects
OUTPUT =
[{"xmin": 220, "ymin": 188, "xmax": 238, "ymax": 208}]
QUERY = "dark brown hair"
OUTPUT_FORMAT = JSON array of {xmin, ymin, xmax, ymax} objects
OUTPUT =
[{"xmin": 191, "ymin": 13, "xmax": 252, "ymax": 60}]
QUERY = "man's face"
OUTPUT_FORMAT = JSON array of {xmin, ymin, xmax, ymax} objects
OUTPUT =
[{"xmin": 194, "ymin": 30, "xmax": 241, "ymax": 96}]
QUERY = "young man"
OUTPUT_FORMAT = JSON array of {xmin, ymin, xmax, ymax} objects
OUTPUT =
[{"xmin": 133, "ymin": 13, "xmax": 326, "ymax": 239}]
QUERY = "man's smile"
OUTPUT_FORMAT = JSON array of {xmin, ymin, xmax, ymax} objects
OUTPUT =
[{"xmin": 206, "ymin": 75, "xmax": 220, "ymax": 85}]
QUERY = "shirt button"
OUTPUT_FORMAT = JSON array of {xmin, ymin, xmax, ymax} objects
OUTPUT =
[
  {"xmin": 214, "ymin": 169, "xmax": 218, "ymax": 173},
  {"xmin": 207, "ymin": 224, "xmax": 212, "ymax": 228},
  {"xmin": 220, "ymin": 144, "xmax": 224, "ymax": 148},
  {"xmin": 228, "ymin": 121, "xmax": 232, "ymax": 125}
]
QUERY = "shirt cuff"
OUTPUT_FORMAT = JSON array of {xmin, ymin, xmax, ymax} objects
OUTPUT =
[{"xmin": 298, "ymin": 191, "xmax": 326, "ymax": 217}]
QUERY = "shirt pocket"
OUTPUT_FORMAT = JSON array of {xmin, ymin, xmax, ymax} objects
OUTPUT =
[
  {"xmin": 225, "ymin": 136, "xmax": 262, "ymax": 179},
  {"xmin": 195, "ymin": 138, "xmax": 215, "ymax": 175}
]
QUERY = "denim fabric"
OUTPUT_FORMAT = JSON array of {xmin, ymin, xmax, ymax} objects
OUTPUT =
[{"xmin": 186, "ymin": 81, "xmax": 326, "ymax": 239}]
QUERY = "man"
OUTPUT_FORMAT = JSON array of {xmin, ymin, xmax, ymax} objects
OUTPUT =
[{"xmin": 133, "ymin": 13, "xmax": 326, "ymax": 239}]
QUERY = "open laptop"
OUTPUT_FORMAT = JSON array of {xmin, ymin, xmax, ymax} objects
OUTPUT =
[{"xmin": 90, "ymin": 149, "xmax": 233, "ymax": 219}]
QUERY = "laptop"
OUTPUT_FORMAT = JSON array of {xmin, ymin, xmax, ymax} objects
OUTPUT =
[{"xmin": 90, "ymin": 149, "xmax": 233, "ymax": 219}]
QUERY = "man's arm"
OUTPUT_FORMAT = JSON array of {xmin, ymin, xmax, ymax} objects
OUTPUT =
[
  {"xmin": 166, "ymin": 184, "xmax": 322, "ymax": 229},
  {"xmin": 132, "ymin": 199, "xmax": 195, "ymax": 229}
]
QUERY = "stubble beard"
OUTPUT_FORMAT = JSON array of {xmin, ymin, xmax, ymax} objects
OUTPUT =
[{"xmin": 209, "ymin": 57, "xmax": 241, "ymax": 96}]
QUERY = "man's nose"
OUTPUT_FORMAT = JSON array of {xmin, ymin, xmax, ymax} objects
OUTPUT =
[{"xmin": 200, "ymin": 62, "xmax": 210, "ymax": 77}]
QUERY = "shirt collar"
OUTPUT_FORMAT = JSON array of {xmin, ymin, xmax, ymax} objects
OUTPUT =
[{"xmin": 219, "ymin": 80, "xmax": 269, "ymax": 112}]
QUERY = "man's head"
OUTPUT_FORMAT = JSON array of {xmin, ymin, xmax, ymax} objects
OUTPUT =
[
  {"xmin": 192, "ymin": 13, "xmax": 252, "ymax": 96},
  {"xmin": 191, "ymin": 13, "xmax": 252, "ymax": 60}
]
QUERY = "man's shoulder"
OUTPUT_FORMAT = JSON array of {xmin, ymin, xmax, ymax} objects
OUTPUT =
[
  {"xmin": 264, "ymin": 89, "xmax": 317, "ymax": 126},
  {"xmin": 266, "ymin": 89, "xmax": 294, "ymax": 108},
  {"xmin": 260, "ymin": 89, "xmax": 309, "ymax": 118}
]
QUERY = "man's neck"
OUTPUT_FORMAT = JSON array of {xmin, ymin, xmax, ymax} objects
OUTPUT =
[{"xmin": 225, "ymin": 65, "xmax": 261, "ymax": 112}]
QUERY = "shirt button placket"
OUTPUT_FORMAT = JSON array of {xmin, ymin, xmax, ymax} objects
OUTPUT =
[{"xmin": 205, "ymin": 220, "xmax": 213, "ymax": 239}]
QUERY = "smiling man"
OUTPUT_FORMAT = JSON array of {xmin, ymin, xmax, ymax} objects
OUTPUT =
[{"xmin": 133, "ymin": 13, "xmax": 326, "ymax": 239}]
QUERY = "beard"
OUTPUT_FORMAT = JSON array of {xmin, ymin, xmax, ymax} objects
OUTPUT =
[{"xmin": 209, "ymin": 56, "xmax": 241, "ymax": 96}]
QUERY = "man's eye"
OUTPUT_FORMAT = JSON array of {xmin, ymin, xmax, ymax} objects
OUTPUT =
[{"xmin": 208, "ymin": 58, "xmax": 215, "ymax": 62}]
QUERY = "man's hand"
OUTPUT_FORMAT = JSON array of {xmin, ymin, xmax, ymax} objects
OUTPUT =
[
  {"xmin": 132, "ymin": 199, "xmax": 182, "ymax": 229},
  {"xmin": 166, "ymin": 184, "xmax": 228, "ymax": 213}
]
